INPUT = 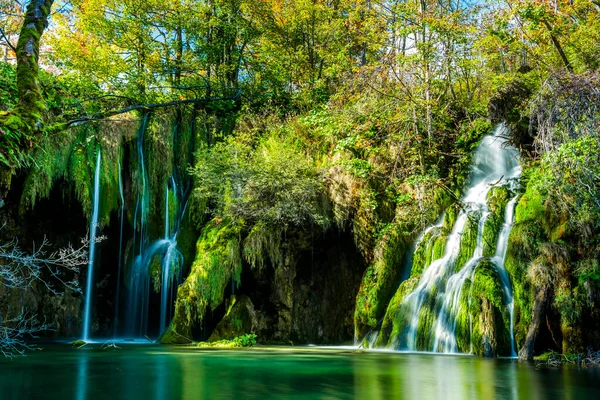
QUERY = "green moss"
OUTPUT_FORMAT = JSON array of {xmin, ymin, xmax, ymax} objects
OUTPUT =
[
  {"xmin": 442, "ymin": 204, "xmax": 459, "ymax": 236},
  {"xmin": 454, "ymin": 211, "xmax": 480, "ymax": 273},
  {"xmin": 208, "ymin": 295, "xmax": 257, "ymax": 342},
  {"xmin": 145, "ymin": 115, "xmax": 174, "ymax": 224},
  {"xmin": 354, "ymin": 221, "xmax": 412, "ymax": 338},
  {"xmin": 459, "ymin": 258, "xmax": 512, "ymax": 356},
  {"xmin": 162, "ymin": 219, "xmax": 242, "ymax": 343},
  {"xmin": 505, "ymin": 166, "xmax": 550, "ymax": 350},
  {"xmin": 20, "ymin": 128, "xmax": 75, "ymax": 213},
  {"xmin": 412, "ymin": 227, "xmax": 442, "ymax": 276},
  {"xmin": 243, "ymin": 221, "xmax": 284, "ymax": 271},
  {"xmin": 149, "ymin": 252, "xmax": 163, "ymax": 293},
  {"xmin": 197, "ymin": 334, "xmax": 257, "ymax": 348},
  {"xmin": 431, "ymin": 235, "xmax": 447, "ymax": 261},
  {"xmin": 68, "ymin": 140, "xmax": 94, "ymax": 216},
  {"xmin": 482, "ymin": 186, "xmax": 510, "ymax": 256},
  {"xmin": 415, "ymin": 300, "xmax": 437, "ymax": 351},
  {"xmin": 19, "ymin": 121, "xmax": 122, "ymax": 225},
  {"xmin": 375, "ymin": 275, "xmax": 420, "ymax": 348}
]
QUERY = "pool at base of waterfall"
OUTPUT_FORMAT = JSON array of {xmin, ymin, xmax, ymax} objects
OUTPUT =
[{"xmin": 2, "ymin": 344, "xmax": 599, "ymax": 399}]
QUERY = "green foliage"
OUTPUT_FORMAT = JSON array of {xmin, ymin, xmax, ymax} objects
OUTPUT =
[
  {"xmin": 192, "ymin": 130, "xmax": 329, "ymax": 230},
  {"xmin": 197, "ymin": 334, "xmax": 257, "ymax": 348},
  {"xmin": 0, "ymin": 62, "xmax": 17, "ymax": 111},
  {"xmin": 233, "ymin": 333, "xmax": 257, "ymax": 347},
  {"xmin": 20, "ymin": 120, "xmax": 124, "ymax": 223}
]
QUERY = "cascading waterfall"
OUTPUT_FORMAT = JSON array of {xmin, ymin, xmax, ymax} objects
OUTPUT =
[
  {"xmin": 82, "ymin": 148, "xmax": 102, "ymax": 341},
  {"xmin": 119, "ymin": 113, "xmax": 190, "ymax": 338},
  {"xmin": 126, "ymin": 113, "xmax": 152, "ymax": 337},
  {"xmin": 385, "ymin": 124, "xmax": 521, "ymax": 355},
  {"xmin": 159, "ymin": 178, "xmax": 184, "ymax": 333},
  {"xmin": 492, "ymin": 194, "xmax": 520, "ymax": 356}
]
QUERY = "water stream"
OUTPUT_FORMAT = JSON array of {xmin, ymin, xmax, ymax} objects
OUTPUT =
[
  {"xmin": 123, "ymin": 114, "xmax": 189, "ymax": 338},
  {"xmin": 80, "ymin": 112, "xmax": 193, "ymax": 340},
  {"xmin": 82, "ymin": 148, "xmax": 102, "ymax": 341},
  {"xmin": 388, "ymin": 124, "xmax": 521, "ymax": 354}
]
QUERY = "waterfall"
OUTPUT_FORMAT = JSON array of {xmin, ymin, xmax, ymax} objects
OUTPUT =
[
  {"xmin": 125, "ymin": 113, "xmax": 151, "ymax": 337},
  {"xmin": 119, "ymin": 113, "xmax": 188, "ymax": 338},
  {"xmin": 382, "ymin": 124, "xmax": 521, "ymax": 355},
  {"xmin": 492, "ymin": 193, "xmax": 520, "ymax": 357},
  {"xmin": 113, "ymin": 157, "xmax": 125, "ymax": 337},
  {"xmin": 82, "ymin": 148, "xmax": 102, "ymax": 341},
  {"xmin": 159, "ymin": 180, "xmax": 183, "ymax": 333}
]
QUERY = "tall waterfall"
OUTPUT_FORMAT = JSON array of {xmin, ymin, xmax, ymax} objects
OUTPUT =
[
  {"xmin": 121, "ymin": 113, "xmax": 189, "ymax": 338},
  {"xmin": 125, "ymin": 113, "xmax": 152, "ymax": 337},
  {"xmin": 82, "ymin": 148, "xmax": 102, "ymax": 341},
  {"xmin": 376, "ymin": 124, "xmax": 521, "ymax": 355}
]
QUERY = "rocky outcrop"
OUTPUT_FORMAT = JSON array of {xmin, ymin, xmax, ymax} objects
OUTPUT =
[{"xmin": 208, "ymin": 296, "xmax": 259, "ymax": 342}]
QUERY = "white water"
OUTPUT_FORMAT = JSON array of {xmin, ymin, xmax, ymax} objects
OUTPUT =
[
  {"xmin": 400, "ymin": 124, "xmax": 521, "ymax": 354},
  {"xmin": 82, "ymin": 148, "xmax": 102, "ymax": 341}
]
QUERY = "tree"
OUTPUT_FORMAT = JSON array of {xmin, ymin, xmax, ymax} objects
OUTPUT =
[
  {"xmin": 0, "ymin": 231, "xmax": 90, "ymax": 357},
  {"xmin": 0, "ymin": 0, "xmax": 55, "ymax": 184}
]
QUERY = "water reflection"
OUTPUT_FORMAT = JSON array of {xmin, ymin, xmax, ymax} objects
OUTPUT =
[
  {"xmin": 1, "ymin": 346, "xmax": 598, "ymax": 399},
  {"xmin": 76, "ymin": 351, "xmax": 88, "ymax": 400}
]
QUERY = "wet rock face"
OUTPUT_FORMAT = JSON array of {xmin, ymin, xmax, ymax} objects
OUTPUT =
[
  {"xmin": 234, "ymin": 229, "xmax": 366, "ymax": 345},
  {"xmin": 289, "ymin": 231, "xmax": 366, "ymax": 344},
  {"xmin": 0, "ymin": 179, "xmax": 85, "ymax": 338},
  {"xmin": 270, "ymin": 259, "xmax": 296, "ymax": 341}
]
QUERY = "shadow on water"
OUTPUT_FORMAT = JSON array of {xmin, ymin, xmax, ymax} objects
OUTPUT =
[{"xmin": 1, "ymin": 345, "xmax": 599, "ymax": 399}]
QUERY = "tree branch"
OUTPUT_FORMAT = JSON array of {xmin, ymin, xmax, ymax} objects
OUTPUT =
[
  {"xmin": 66, "ymin": 90, "xmax": 241, "ymax": 126},
  {"xmin": 0, "ymin": 27, "xmax": 17, "ymax": 54}
]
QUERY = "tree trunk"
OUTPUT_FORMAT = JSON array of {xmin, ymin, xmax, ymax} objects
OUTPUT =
[
  {"xmin": 542, "ymin": 20, "xmax": 573, "ymax": 73},
  {"xmin": 518, "ymin": 286, "xmax": 550, "ymax": 361},
  {"xmin": 0, "ymin": 0, "xmax": 54, "ymax": 188},
  {"xmin": 15, "ymin": 0, "xmax": 55, "ymax": 124}
]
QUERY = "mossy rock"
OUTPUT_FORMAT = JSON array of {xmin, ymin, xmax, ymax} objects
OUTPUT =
[
  {"xmin": 208, "ymin": 295, "xmax": 257, "ymax": 342},
  {"xmin": 375, "ymin": 274, "xmax": 421, "ymax": 348},
  {"xmin": 460, "ymin": 258, "xmax": 512, "ymax": 356},
  {"xmin": 354, "ymin": 222, "xmax": 412, "ymax": 338},
  {"xmin": 482, "ymin": 185, "xmax": 510, "ymax": 256},
  {"xmin": 454, "ymin": 211, "xmax": 480, "ymax": 273},
  {"xmin": 162, "ymin": 219, "xmax": 242, "ymax": 343},
  {"xmin": 412, "ymin": 228, "xmax": 443, "ymax": 277},
  {"xmin": 442, "ymin": 203, "xmax": 460, "ymax": 236},
  {"xmin": 197, "ymin": 334, "xmax": 257, "ymax": 348}
]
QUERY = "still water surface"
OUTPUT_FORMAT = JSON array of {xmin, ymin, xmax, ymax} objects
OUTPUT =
[{"xmin": 1, "ymin": 344, "xmax": 598, "ymax": 399}]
